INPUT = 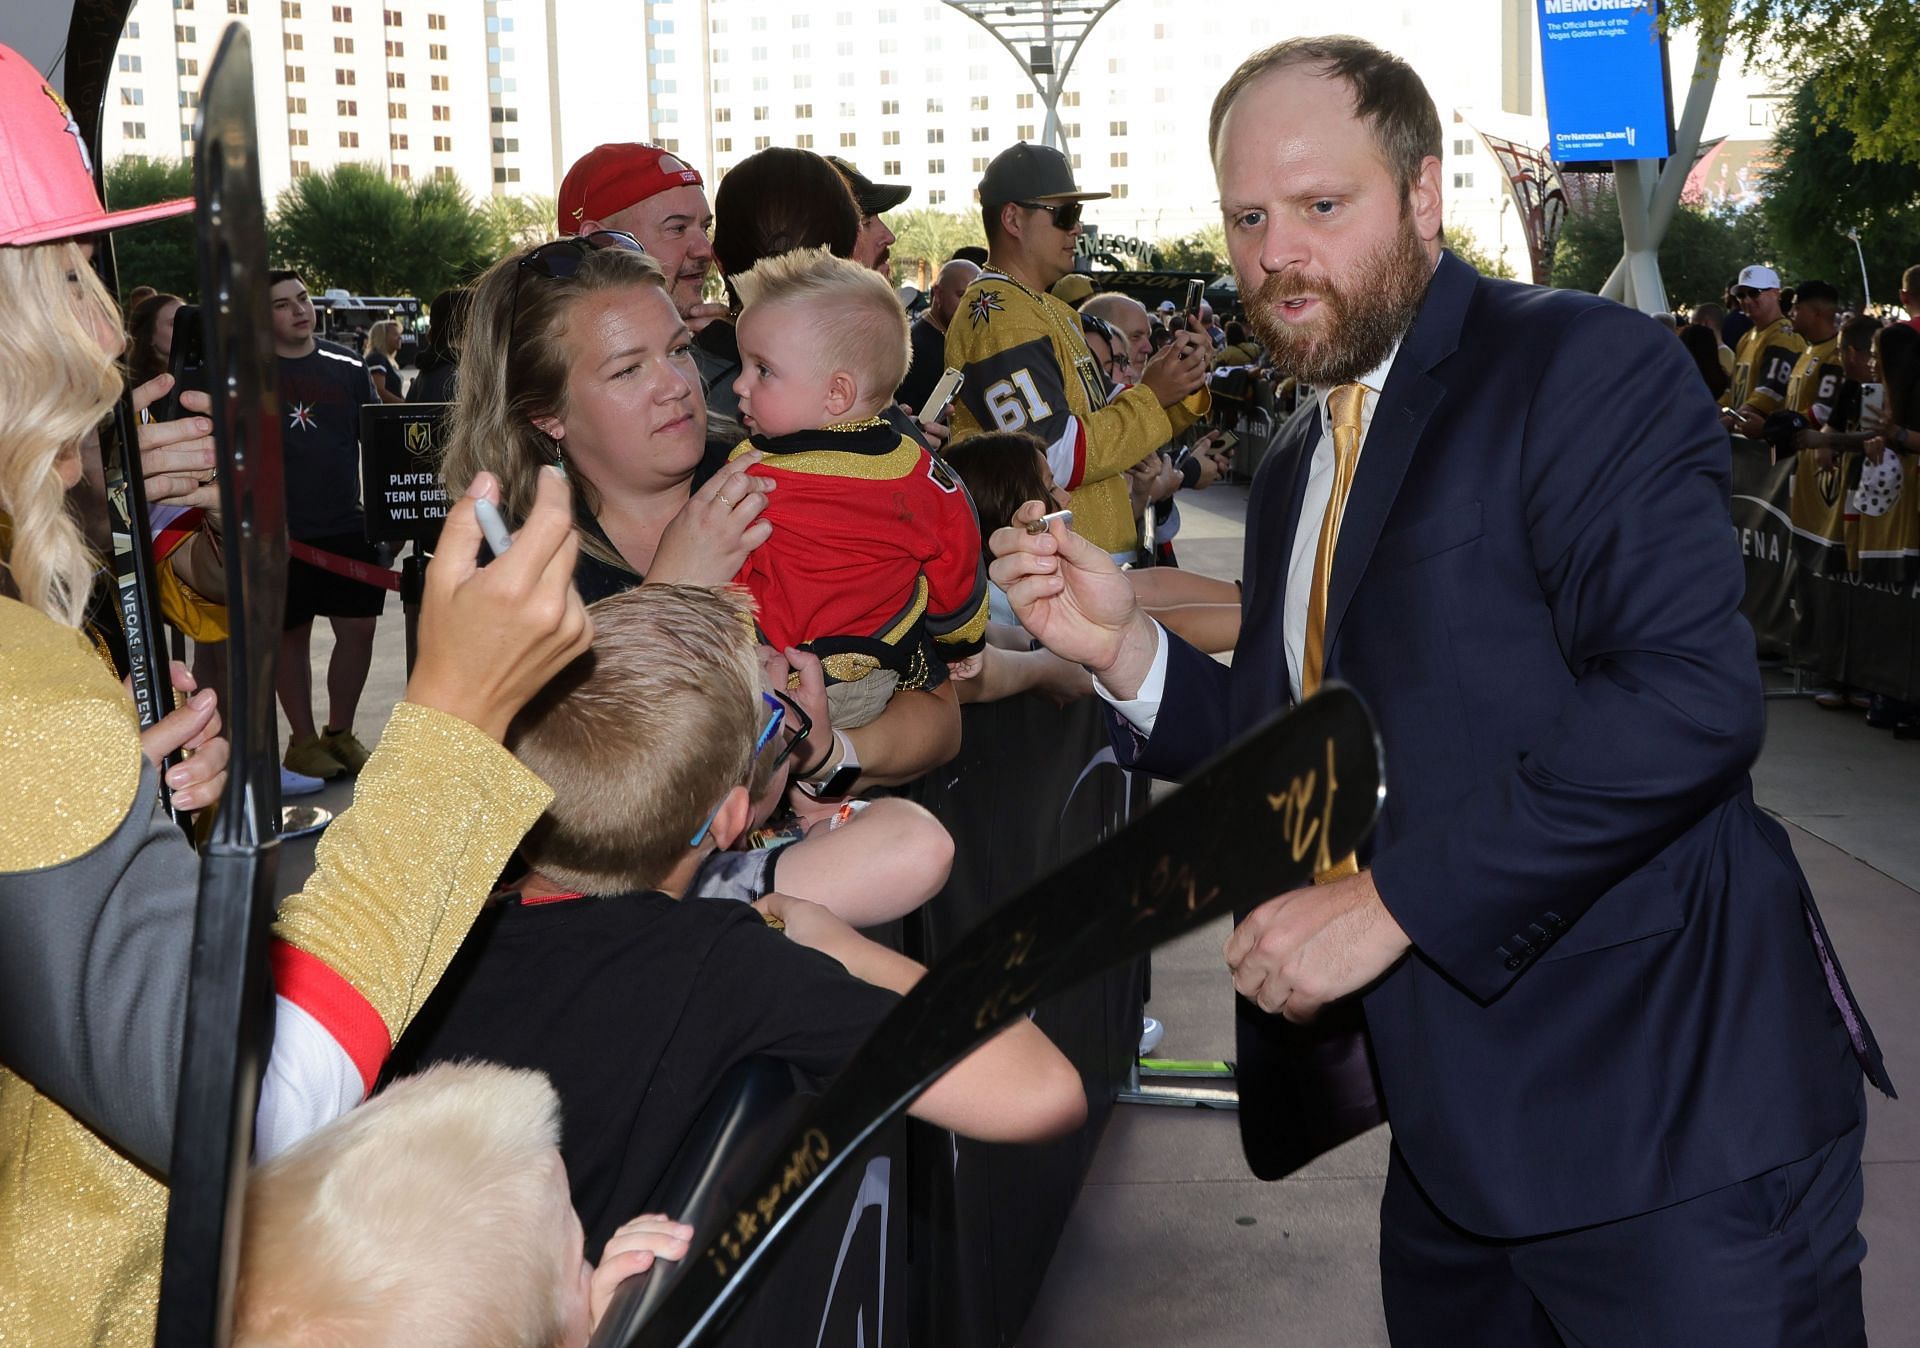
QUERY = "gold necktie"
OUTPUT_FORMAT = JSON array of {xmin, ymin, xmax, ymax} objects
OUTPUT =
[{"xmin": 1303, "ymin": 381, "xmax": 1367, "ymax": 882}]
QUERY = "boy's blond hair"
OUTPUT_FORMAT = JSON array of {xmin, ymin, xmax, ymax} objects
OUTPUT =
[
  {"xmin": 234, "ymin": 1063, "xmax": 577, "ymax": 1348},
  {"xmin": 731, "ymin": 247, "xmax": 912, "ymax": 412},
  {"xmin": 508, "ymin": 584, "xmax": 762, "ymax": 894}
]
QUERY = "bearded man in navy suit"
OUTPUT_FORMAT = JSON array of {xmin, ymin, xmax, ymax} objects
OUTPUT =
[{"xmin": 990, "ymin": 35, "xmax": 1889, "ymax": 1346}]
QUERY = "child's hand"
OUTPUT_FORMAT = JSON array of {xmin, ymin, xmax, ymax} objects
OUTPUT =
[
  {"xmin": 754, "ymin": 891, "xmax": 855, "ymax": 957},
  {"xmin": 946, "ymin": 652, "xmax": 983, "ymax": 681},
  {"xmin": 588, "ymin": 1213, "xmax": 695, "ymax": 1329}
]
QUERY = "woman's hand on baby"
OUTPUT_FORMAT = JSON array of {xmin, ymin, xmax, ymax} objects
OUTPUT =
[
  {"xmin": 649, "ymin": 452, "xmax": 775, "ymax": 585},
  {"xmin": 136, "ymin": 660, "xmax": 228, "ymax": 811},
  {"xmin": 588, "ymin": 1213, "xmax": 695, "ymax": 1328}
]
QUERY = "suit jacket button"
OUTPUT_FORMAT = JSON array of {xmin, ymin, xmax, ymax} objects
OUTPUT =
[{"xmin": 1504, "ymin": 954, "xmax": 1524, "ymax": 971}]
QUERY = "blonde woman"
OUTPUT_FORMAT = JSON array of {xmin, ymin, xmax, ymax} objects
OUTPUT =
[
  {"xmin": 0, "ymin": 40, "xmax": 594, "ymax": 1343},
  {"xmin": 363, "ymin": 315, "xmax": 406, "ymax": 403}
]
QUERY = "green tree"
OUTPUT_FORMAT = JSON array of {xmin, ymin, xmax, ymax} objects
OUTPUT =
[
  {"xmin": 271, "ymin": 164, "xmax": 495, "ymax": 298},
  {"xmin": 1663, "ymin": 0, "xmax": 1920, "ymax": 168},
  {"xmin": 1443, "ymin": 226, "xmax": 1516, "ymax": 280},
  {"xmin": 1758, "ymin": 74, "xmax": 1920, "ymax": 304},
  {"xmin": 103, "ymin": 157, "xmax": 197, "ymax": 302},
  {"xmin": 1156, "ymin": 224, "xmax": 1227, "ymax": 274},
  {"xmin": 480, "ymin": 193, "xmax": 559, "ymax": 255},
  {"xmin": 1550, "ymin": 191, "xmax": 1771, "ymax": 309},
  {"xmin": 887, "ymin": 207, "xmax": 987, "ymax": 289}
]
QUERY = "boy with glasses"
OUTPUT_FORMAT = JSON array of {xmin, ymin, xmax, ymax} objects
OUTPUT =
[
  {"xmin": 946, "ymin": 142, "xmax": 1211, "ymax": 561},
  {"xmin": 388, "ymin": 584, "xmax": 1085, "ymax": 1261}
]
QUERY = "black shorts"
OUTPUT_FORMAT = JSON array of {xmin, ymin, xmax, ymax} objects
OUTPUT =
[{"xmin": 284, "ymin": 532, "xmax": 389, "ymax": 629}]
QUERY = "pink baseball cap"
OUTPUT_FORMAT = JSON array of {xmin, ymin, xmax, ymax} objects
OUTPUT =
[
  {"xmin": 0, "ymin": 43, "xmax": 194, "ymax": 247},
  {"xmin": 557, "ymin": 143, "xmax": 704, "ymax": 234}
]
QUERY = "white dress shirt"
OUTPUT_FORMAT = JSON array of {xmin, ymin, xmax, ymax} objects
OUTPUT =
[{"xmin": 1096, "ymin": 342, "xmax": 1403, "ymax": 733}]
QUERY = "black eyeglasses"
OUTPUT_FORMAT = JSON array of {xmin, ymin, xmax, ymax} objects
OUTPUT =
[
  {"xmin": 764, "ymin": 687, "xmax": 813, "ymax": 776},
  {"xmin": 1018, "ymin": 200, "xmax": 1084, "ymax": 231}
]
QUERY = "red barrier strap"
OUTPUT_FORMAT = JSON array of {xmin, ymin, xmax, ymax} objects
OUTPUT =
[{"xmin": 288, "ymin": 539, "xmax": 404, "ymax": 592}]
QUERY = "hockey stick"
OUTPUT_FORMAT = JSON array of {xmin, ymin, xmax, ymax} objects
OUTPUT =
[
  {"xmin": 607, "ymin": 683, "xmax": 1384, "ymax": 1348},
  {"xmin": 154, "ymin": 27, "xmax": 289, "ymax": 1347}
]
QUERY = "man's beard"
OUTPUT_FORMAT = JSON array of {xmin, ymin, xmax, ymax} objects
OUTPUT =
[{"xmin": 1244, "ymin": 213, "xmax": 1431, "ymax": 387}]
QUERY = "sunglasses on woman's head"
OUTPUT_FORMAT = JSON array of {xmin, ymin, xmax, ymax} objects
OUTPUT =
[
  {"xmin": 505, "ymin": 231, "xmax": 650, "ymax": 403},
  {"xmin": 1019, "ymin": 200, "xmax": 1084, "ymax": 231}
]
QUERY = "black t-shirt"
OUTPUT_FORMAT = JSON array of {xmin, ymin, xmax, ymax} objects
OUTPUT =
[
  {"xmin": 279, "ymin": 340, "xmax": 375, "ymax": 539},
  {"xmin": 896, "ymin": 316, "xmax": 949, "ymax": 413},
  {"xmin": 366, "ymin": 350, "xmax": 402, "ymax": 397},
  {"xmin": 386, "ymin": 889, "xmax": 899, "ymax": 1258}
]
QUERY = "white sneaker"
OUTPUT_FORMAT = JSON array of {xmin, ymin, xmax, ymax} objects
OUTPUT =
[
  {"xmin": 279, "ymin": 764, "xmax": 326, "ymax": 797},
  {"xmin": 1138, "ymin": 1016, "xmax": 1165, "ymax": 1057}
]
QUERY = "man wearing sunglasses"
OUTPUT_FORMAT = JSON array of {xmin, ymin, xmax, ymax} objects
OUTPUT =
[
  {"xmin": 946, "ymin": 142, "xmax": 1212, "ymax": 561},
  {"xmin": 1721, "ymin": 264, "xmax": 1807, "ymax": 437}
]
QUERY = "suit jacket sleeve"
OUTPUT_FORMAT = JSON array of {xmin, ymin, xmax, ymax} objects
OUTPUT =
[{"xmin": 1370, "ymin": 302, "xmax": 1765, "ymax": 1003}]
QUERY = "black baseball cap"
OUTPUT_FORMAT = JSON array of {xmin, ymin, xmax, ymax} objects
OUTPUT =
[
  {"xmin": 826, "ymin": 155, "xmax": 911, "ymax": 215},
  {"xmin": 978, "ymin": 142, "xmax": 1110, "ymax": 208}
]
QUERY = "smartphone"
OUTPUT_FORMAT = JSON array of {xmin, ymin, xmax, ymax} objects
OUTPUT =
[
  {"xmin": 1024, "ymin": 507, "xmax": 1074, "ymax": 535},
  {"xmin": 156, "ymin": 303, "xmax": 206, "ymax": 424},
  {"xmin": 1183, "ymin": 279, "xmax": 1204, "ymax": 319},
  {"xmin": 1860, "ymin": 382, "xmax": 1886, "ymax": 428},
  {"xmin": 918, "ymin": 366, "xmax": 965, "ymax": 423},
  {"xmin": 1212, "ymin": 430, "xmax": 1239, "ymax": 454}
]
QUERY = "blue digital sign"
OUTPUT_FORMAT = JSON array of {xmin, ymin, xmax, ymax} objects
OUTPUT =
[{"xmin": 1536, "ymin": 0, "xmax": 1674, "ymax": 164}]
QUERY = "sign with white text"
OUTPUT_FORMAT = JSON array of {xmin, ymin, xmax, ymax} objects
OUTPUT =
[{"xmin": 1536, "ymin": 0, "xmax": 1674, "ymax": 164}]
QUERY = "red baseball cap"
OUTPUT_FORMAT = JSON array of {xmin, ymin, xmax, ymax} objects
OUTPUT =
[
  {"xmin": 0, "ymin": 43, "xmax": 194, "ymax": 247},
  {"xmin": 556, "ymin": 143, "xmax": 705, "ymax": 234}
]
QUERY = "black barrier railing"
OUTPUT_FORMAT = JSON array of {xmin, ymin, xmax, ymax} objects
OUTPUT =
[{"xmin": 1731, "ymin": 438, "xmax": 1920, "ymax": 703}]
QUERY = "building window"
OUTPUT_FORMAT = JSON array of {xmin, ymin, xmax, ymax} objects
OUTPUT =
[
  {"xmin": 752, "ymin": 105, "xmax": 769, "ymax": 120},
  {"xmin": 386, "ymin": 40, "xmax": 404, "ymax": 57},
  {"xmin": 929, "ymin": 189, "xmax": 946, "ymax": 205},
  {"xmin": 1452, "ymin": 137, "xmax": 1474, "ymax": 156},
  {"xmin": 927, "ymin": 128, "xmax": 944, "ymax": 143},
  {"xmin": 1111, "ymin": 183, "xmax": 1130, "ymax": 198},
  {"xmin": 429, "ymin": 43, "xmax": 448, "ymax": 60},
  {"xmin": 1062, "ymin": 122, "xmax": 1079, "ymax": 138},
  {"xmin": 926, "ymin": 97, "xmax": 943, "ymax": 114},
  {"xmin": 1110, "ymin": 152, "xmax": 1127, "ymax": 167},
  {"xmin": 1017, "ymin": 123, "xmax": 1034, "ymax": 140},
  {"xmin": 124, "ymin": 20, "xmax": 141, "ymax": 35},
  {"xmin": 387, "ymin": 71, "xmax": 405, "ymax": 87},
  {"xmin": 1016, "ymin": 92, "xmax": 1034, "ymax": 109},
  {"xmin": 426, "ymin": 12, "xmax": 445, "ymax": 29},
  {"xmin": 285, "ymin": 65, "xmax": 305, "ymax": 81},
  {"xmin": 795, "ymin": 133, "xmax": 814, "ymax": 148},
  {"xmin": 754, "ymin": 135, "xmax": 771, "ymax": 150},
  {"xmin": 432, "ymin": 104, "xmax": 450, "ymax": 120},
  {"xmin": 430, "ymin": 74, "xmax": 449, "ymax": 90},
  {"xmin": 489, "ymin": 106, "xmax": 519, "ymax": 122},
  {"xmin": 881, "ymin": 100, "xmax": 899, "ymax": 116},
  {"xmin": 331, "ymin": 4, "xmax": 351, "ymax": 18},
  {"xmin": 291, "ymin": 160, "xmax": 311, "ymax": 175},
  {"xmin": 714, "ymin": 136, "xmax": 732, "ymax": 152},
  {"xmin": 123, "ymin": 121, "xmax": 147, "ymax": 139},
  {"xmin": 881, "ymin": 129, "xmax": 899, "ymax": 146},
  {"xmin": 333, "ymin": 36, "xmax": 353, "ymax": 52},
  {"xmin": 337, "ymin": 98, "xmax": 357, "ymax": 114},
  {"xmin": 493, "ymin": 166, "xmax": 521, "ymax": 183},
  {"xmin": 181, "ymin": 91, "xmax": 200, "ymax": 108},
  {"xmin": 1453, "ymin": 172, "xmax": 1474, "ymax": 189},
  {"xmin": 971, "ymin": 127, "xmax": 989, "ymax": 142},
  {"xmin": 121, "ymin": 88, "xmax": 144, "ymax": 105},
  {"xmin": 795, "ymin": 103, "xmax": 812, "ymax": 118},
  {"xmin": 287, "ymin": 96, "xmax": 307, "ymax": 113},
  {"xmin": 883, "ymin": 159, "xmax": 901, "ymax": 176},
  {"xmin": 391, "ymin": 163, "xmax": 411, "ymax": 180},
  {"xmin": 282, "ymin": 0, "xmax": 301, "ymax": 15},
  {"xmin": 1062, "ymin": 92, "xmax": 1080, "ymax": 107},
  {"xmin": 176, "ymin": 24, "xmax": 196, "ymax": 41},
  {"xmin": 391, "ymin": 132, "xmax": 409, "ymax": 149},
  {"xmin": 286, "ymin": 32, "xmax": 304, "ymax": 49},
  {"xmin": 433, "ymin": 135, "xmax": 451, "ymax": 151},
  {"xmin": 927, "ymin": 158, "xmax": 944, "ymax": 174},
  {"xmin": 289, "ymin": 127, "xmax": 309, "ymax": 145},
  {"xmin": 492, "ymin": 136, "xmax": 518, "ymax": 152},
  {"xmin": 338, "ymin": 130, "xmax": 359, "ymax": 147},
  {"xmin": 178, "ymin": 58, "xmax": 199, "ymax": 76},
  {"xmin": 384, "ymin": 8, "xmax": 403, "ymax": 23},
  {"xmin": 839, "ymin": 132, "xmax": 856, "ymax": 147},
  {"xmin": 971, "ymin": 156, "xmax": 988, "ymax": 172},
  {"xmin": 1110, "ymin": 121, "xmax": 1127, "ymax": 136},
  {"xmin": 388, "ymin": 101, "xmax": 406, "ymax": 117},
  {"xmin": 713, "ymin": 107, "xmax": 731, "ymax": 122},
  {"xmin": 433, "ymin": 166, "xmax": 455, "ymax": 181},
  {"xmin": 336, "ymin": 68, "xmax": 355, "ymax": 85}
]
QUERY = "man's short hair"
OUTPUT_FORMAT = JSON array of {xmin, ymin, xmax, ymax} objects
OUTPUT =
[
  {"xmin": 1081, "ymin": 292, "xmax": 1146, "ymax": 328},
  {"xmin": 1901, "ymin": 263, "xmax": 1920, "ymax": 295},
  {"xmin": 949, "ymin": 245, "xmax": 989, "ymax": 266},
  {"xmin": 732, "ymin": 246, "xmax": 912, "ymax": 405},
  {"xmin": 1208, "ymin": 36, "xmax": 1442, "ymax": 198},
  {"xmin": 1794, "ymin": 279, "xmax": 1838, "ymax": 307},
  {"xmin": 268, "ymin": 268, "xmax": 303, "ymax": 289},
  {"xmin": 1841, "ymin": 314, "xmax": 1883, "ymax": 352},
  {"xmin": 1690, "ymin": 301, "xmax": 1726, "ymax": 330},
  {"xmin": 507, "ymin": 585, "xmax": 761, "ymax": 895},
  {"xmin": 235, "ymin": 1064, "xmax": 576, "ymax": 1348}
]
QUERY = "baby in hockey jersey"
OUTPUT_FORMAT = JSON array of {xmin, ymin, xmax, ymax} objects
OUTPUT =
[{"xmin": 729, "ymin": 248, "xmax": 988, "ymax": 728}]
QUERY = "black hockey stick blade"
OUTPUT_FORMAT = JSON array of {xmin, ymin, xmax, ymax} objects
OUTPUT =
[
  {"xmin": 155, "ymin": 27, "xmax": 288, "ymax": 1348},
  {"xmin": 616, "ymin": 683, "xmax": 1384, "ymax": 1348}
]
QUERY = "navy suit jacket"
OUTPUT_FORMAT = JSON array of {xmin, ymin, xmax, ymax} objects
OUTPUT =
[{"xmin": 1121, "ymin": 253, "xmax": 1887, "ymax": 1238}]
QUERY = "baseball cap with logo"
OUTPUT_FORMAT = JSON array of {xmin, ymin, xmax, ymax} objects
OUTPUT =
[
  {"xmin": 978, "ymin": 142, "xmax": 1111, "ymax": 210},
  {"xmin": 825, "ymin": 156, "xmax": 912, "ymax": 216},
  {"xmin": 557, "ymin": 143, "xmax": 705, "ymax": 234},
  {"xmin": 0, "ymin": 43, "xmax": 193, "ymax": 247},
  {"xmin": 1736, "ymin": 264, "xmax": 1782, "ymax": 291}
]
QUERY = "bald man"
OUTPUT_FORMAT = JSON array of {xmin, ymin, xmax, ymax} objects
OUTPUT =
[
  {"xmin": 1081, "ymin": 292, "xmax": 1153, "ymax": 384},
  {"xmin": 898, "ymin": 258, "xmax": 981, "ymax": 411}
]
